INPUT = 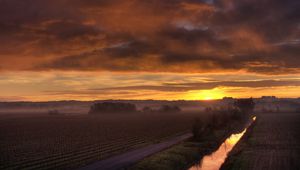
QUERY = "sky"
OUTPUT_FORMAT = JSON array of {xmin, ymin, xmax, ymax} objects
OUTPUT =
[{"xmin": 0, "ymin": 0, "xmax": 299, "ymax": 101}]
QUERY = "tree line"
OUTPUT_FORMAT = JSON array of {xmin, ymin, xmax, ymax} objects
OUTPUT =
[
  {"xmin": 192, "ymin": 98, "xmax": 255, "ymax": 141},
  {"xmin": 89, "ymin": 102, "xmax": 181, "ymax": 114}
]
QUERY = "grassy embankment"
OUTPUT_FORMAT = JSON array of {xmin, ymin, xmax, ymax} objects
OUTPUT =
[
  {"xmin": 221, "ymin": 112, "xmax": 300, "ymax": 170},
  {"xmin": 131, "ymin": 111, "xmax": 253, "ymax": 170}
]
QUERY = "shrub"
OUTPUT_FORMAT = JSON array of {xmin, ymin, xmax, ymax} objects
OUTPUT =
[
  {"xmin": 234, "ymin": 98, "xmax": 255, "ymax": 114},
  {"xmin": 142, "ymin": 106, "xmax": 153, "ymax": 113},
  {"xmin": 48, "ymin": 110, "xmax": 60, "ymax": 115},
  {"xmin": 89, "ymin": 102, "xmax": 137, "ymax": 114},
  {"xmin": 192, "ymin": 118, "xmax": 203, "ymax": 140},
  {"xmin": 158, "ymin": 105, "xmax": 181, "ymax": 113}
]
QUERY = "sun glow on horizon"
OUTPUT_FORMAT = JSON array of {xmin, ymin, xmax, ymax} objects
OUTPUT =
[{"xmin": 185, "ymin": 88, "xmax": 225, "ymax": 100}]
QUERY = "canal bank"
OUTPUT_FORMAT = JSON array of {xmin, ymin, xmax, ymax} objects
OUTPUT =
[
  {"xmin": 221, "ymin": 112, "xmax": 300, "ymax": 170},
  {"xmin": 189, "ymin": 117, "xmax": 256, "ymax": 170},
  {"xmin": 130, "ymin": 116, "xmax": 256, "ymax": 170}
]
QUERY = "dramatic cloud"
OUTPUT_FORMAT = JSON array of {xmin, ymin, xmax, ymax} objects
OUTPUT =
[
  {"xmin": 0, "ymin": 0, "xmax": 299, "ymax": 101},
  {"xmin": 92, "ymin": 79, "xmax": 300, "ymax": 92},
  {"xmin": 0, "ymin": 0, "xmax": 299, "ymax": 74}
]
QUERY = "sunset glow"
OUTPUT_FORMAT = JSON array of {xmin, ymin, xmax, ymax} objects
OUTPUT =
[
  {"xmin": 0, "ymin": 0, "xmax": 299, "ymax": 101},
  {"xmin": 186, "ymin": 88, "xmax": 225, "ymax": 100},
  {"xmin": 0, "ymin": 71, "xmax": 299, "ymax": 101}
]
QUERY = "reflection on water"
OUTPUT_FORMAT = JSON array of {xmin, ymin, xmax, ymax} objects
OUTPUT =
[{"xmin": 189, "ymin": 117, "xmax": 256, "ymax": 170}]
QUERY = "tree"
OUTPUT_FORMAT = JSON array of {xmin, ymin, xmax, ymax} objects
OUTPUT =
[
  {"xmin": 142, "ymin": 106, "xmax": 153, "ymax": 113},
  {"xmin": 48, "ymin": 110, "xmax": 60, "ymax": 115},
  {"xmin": 158, "ymin": 105, "xmax": 181, "ymax": 113},
  {"xmin": 89, "ymin": 102, "xmax": 137, "ymax": 114},
  {"xmin": 204, "ymin": 107, "xmax": 213, "ymax": 113},
  {"xmin": 192, "ymin": 118, "xmax": 203, "ymax": 140},
  {"xmin": 234, "ymin": 98, "xmax": 255, "ymax": 114}
]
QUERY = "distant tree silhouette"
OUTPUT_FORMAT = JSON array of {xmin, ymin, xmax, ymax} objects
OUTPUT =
[
  {"xmin": 192, "ymin": 117, "xmax": 215, "ymax": 140},
  {"xmin": 204, "ymin": 107, "xmax": 213, "ymax": 113},
  {"xmin": 296, "ymin": 105, "xmax": 300, "ymax": 113},
  {"xmin": 89, "ymin": 102, "xmax": 137, "ymax": 114},
  {"xmin": 158, "ymin": 105, "xmax": 181, "ymax": 113},
  {"xmin": 142, "ymin": 106, "xmax": 153, "ymax": 113},
  {"xmin": 192, "ymin": 118, "xmax": 203, "ymax": 140},
  {"xmin": 48, "ymin": 110, "xmax": 60, "ymax": 115},
  {"xmin": 234, "ymin": 98, "xmax": 255, "ymax": 114}
]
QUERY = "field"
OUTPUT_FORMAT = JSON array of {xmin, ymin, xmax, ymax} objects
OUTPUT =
[
  {"xmin": 221, "ymin": 112, "xmax": 300, "ymax": 170},
  {"xmin": 0, "ymin": 112, "xmax": 200, "ymax": 169}
]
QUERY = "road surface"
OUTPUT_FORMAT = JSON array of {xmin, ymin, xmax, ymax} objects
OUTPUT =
[{"xmin": 79, "ymin": 133, "xmax": 192, "ymax": 170}]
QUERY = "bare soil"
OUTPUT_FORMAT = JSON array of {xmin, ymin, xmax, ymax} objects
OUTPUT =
[{"xmin": 0, "ymin": 112, "xmax": 200, "ymax": 169}]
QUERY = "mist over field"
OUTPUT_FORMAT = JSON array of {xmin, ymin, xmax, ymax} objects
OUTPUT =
[{"xmin": 0, "ymin": 97, "xmax": 299, "ymax": 115}]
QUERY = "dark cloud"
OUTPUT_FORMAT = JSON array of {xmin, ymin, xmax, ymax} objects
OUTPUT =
[
  {"xmin": 91, "ymin": 79, "xmax": 300, "ymax": 92},
  {"xmin": 0, "ymin": 0, "xmax": 299, "ymax": 74},
  {"xmin": 40, "ymin": 21, "xmax": 101, "ymax": 40}
]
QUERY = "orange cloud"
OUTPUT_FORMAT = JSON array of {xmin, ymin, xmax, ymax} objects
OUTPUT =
[{"xmin": 0, "ymin": 0, "xmax": 299, "ymax": 74}]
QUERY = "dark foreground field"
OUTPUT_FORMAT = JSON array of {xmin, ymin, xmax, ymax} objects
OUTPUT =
[
  {"xmin": 0, "ymin": 112, "xmax": 200, "ymax": 169},
  {"xmin": 221, "ymin": 112, "xmax": 300, "ymax": 170}
]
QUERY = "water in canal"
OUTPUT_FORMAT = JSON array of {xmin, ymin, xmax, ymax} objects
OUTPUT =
[{"xmin": 189, "ymin": 117, "xmax": 256, "ymax": 170}]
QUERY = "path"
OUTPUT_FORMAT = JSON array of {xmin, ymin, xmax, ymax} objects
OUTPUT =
[{"xmin": 79, "ymin": 133, "xmax": 192, "ymax": 170}]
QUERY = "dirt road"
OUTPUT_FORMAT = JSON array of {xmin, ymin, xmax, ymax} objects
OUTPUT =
[
  {"xmin": 79, "ymin": 133, "xmax": 192, "ymax": 170},
  {"xmin": 221, "ymin": 112, "xmax": 300, "ymax": 170}
]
